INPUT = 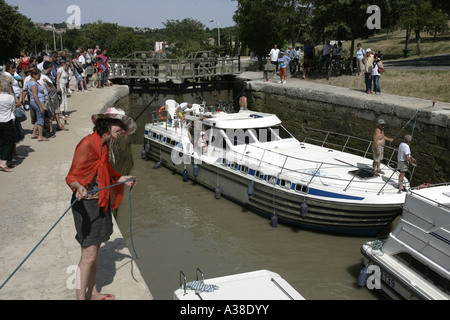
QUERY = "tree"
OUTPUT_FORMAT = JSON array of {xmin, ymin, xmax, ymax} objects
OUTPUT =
[
  {"xmin": 396, "ymin": 0, "xmax": 441, "ymax": 55},
  {"xmin": 163, "ymin": 18, "xmax": 209, "ymax": 58},
  {"xmin": 0, "ymin": 0, "xmax": 35, "ymax": 62},
  {"xmin": 281, "ymin": 0, "xmax": 313, "ymax": 49},
  {"xmin": 310, "ymin": 0, "xmax": 380, "ymax": 69},
  {"xmin": 234, "ymin": 0, "xmax": 289, "ymax": 66}
]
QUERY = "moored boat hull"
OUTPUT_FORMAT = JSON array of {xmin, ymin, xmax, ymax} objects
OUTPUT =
[{"xmin": 144, "ymin": 138, "xmax": 400, "ymax": 236}]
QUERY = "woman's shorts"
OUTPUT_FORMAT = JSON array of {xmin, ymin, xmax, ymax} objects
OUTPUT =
[
  {"xmin": 71, "ymin": 194, "xmax": 113, "ymax": 247},
  {"xmin": 30, "ymin": 100, "xmax": 45, "ymax": 126}
]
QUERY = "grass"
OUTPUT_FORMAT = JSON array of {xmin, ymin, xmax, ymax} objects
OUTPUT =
[
  {"xmin": 304, "ymin": 28, "xmax": 450, "ymax": 103},
  {"xmin": 307, "ymin": 70, "xmax": 450, "ymax": 103}
]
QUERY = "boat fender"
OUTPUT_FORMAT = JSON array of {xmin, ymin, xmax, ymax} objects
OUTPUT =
[
  {"xmin": 144, "ymin": 141, "xmax": 151, "ymax": 153},
  {"xmin": 193, "ymin": 164, "xmax": 199, "ymax": 177},
  {"xmin": 357, "ymin": 265, "xmax": 369, "ymax": 289},
  {"xmin": 141, "ymin": 148, "xmax": 146, "ymax": 160},
  {"xmin": 215, "ymin": 186, "xmax": 221, "ymax": 199},
  {"xmin": 271, "ymin": 214, "xmax": 278, "ymax": 227},
  {"xmin": 158, "ymin": 106, "xmax": 167, "ymax": 121},
  {"xmin": 247, "ymin": 180, "xmax": 254, "ymax": 196},
  {"xmin": 300, "ymin": 202, "xmax": 308, "ymax": 218},
  {"xmin": 183, "ymin": 169, "xmax": 189, "ymax": 182},
  {"xmin": 153, "ymin": 161, "xmax": 161, "ymax": 169}
]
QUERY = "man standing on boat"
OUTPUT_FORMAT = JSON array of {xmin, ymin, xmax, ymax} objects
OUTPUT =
[
  {"xmin": 372, "ymin": 119, "xmax": 393, "ymax": 175},
  {"xmin": 397, "ymin": 135, "xmax": 417, "ymax": 192}
]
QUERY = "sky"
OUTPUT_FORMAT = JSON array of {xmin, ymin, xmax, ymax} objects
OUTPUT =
[{"xmin": 5, "ymin": 0, "xmax": 238, "ymax": 29}]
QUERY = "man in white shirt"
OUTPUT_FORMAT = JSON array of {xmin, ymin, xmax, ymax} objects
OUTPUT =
[
  {"xmin": 269, "ymin": 44, "xmax": 280, "ymax": 75},
  {"xmin": 319, "ymin": 40, "xmax": 333, "ymax": 73},
  {"xmin": 397, "ymin": 135, "xmax": 417, "ymax": 192}
]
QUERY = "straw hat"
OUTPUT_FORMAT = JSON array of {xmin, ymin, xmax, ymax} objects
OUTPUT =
[{"xmin": 91, "ymin": 107, "xmax": 137, "ymax": 136}]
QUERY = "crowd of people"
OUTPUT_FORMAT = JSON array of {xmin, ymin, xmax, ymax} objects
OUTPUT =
[
  {"xmin": 0, "ymin": 47, "xmax": 112, "ymax": 172},
  {"xmin": 267, "ymin": 40, "xmax": 385, "ymax": 94}
]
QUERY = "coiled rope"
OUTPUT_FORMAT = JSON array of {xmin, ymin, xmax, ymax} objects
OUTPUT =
[
  {"xmin": 0, "ymin": 178, "xmax": 138, "ymax": 291},
  {"xmin": 362, "ymin": 238, "xmax": 386, "ymax": 257},
  {"xmin": 182, "ymin": 280, "xmax": 219, "ymax": 293}
]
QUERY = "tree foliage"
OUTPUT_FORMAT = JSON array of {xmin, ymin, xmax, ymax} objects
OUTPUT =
[
  {"xmin": 163, "ymin": 18, "xmax": 210, "ymax": 57},
  {"xmin": 0, "ymin": 0, "xmax": 35, "ymax": 62}
]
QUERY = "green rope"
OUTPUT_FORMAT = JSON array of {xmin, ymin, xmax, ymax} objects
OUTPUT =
[
  {"xmin": 0, "ymin": 178, "xmax": 137, "ymax": 291},
  {"xmin": 363, "ymin": 238, "xmax": 386, "ymax": 257}
]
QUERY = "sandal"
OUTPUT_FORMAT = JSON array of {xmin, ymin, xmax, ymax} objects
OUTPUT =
[
  {"xmin": 57, "ymin": 126, "xmax": 69, "ymax": 131},
  {"xmin": 100, "ymin": 294, "xmax": 117, "ymax": 300},
  {"xmin": 0, "ymin": 166, "xmax": 13, "ymax": 172},
  {"xmin": 49, "ymin": 133, "xmax": 56, "ymax": 138}
]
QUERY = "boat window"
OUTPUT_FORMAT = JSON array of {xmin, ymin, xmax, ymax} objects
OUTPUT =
[
  {"xmin": 221, "ymin": 158, "xmax": 228, "ymax": 166},
  {"xmin": 295, "ymin": 183, "xmax": 308, "ymax": 193},
  {"xmin": 280, "ymin": 180, "xmax": 291, "ymax": 189},
  {"xmin": 240, "ymin": 165, "xmax": 249, "ymax": 174},
  {"xmin": 166, "ymin": 137, "xmax": 171, "ymax": 144},
  {"xmin": 230, "ymin": 162, "xmax": 239, "ymax": 170},
  {"xmin": 265, "ymin": 175, "xmax": 277, "ymax": 185},
  {"xmin": 269, "ymin": 125, "xmax": 293, "ymax": 140},
  {"xmin": 227, "ymin": 129, "xmax": 256, "ymax": 146},
  {"xmin": 255, "ymin": 171, "xmax": 264, "ymax": 179},
  {"xmin": 395, "ymin": 252, "xmax": 449, "ymax": 294}
]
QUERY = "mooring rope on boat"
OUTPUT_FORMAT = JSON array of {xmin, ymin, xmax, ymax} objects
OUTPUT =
[
  {"xmin": 362, "ymin": 239, "xmax": 386, "ymax": 257},
  {"xmin": 183, "ymin": 280, "xmax": 219, "ymax": 293},
  {"xmin": 0, "ymin": 178, "xmax": 138, "ymax": 291}
]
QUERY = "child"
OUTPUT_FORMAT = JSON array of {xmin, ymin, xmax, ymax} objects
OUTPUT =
[
  {"xmin": 277, "ymin": 52, "xmax": 291, "ymax": 84},
  {"xmin": 95, "ymin": 58, "xmax": 105, "ymax": 88}
]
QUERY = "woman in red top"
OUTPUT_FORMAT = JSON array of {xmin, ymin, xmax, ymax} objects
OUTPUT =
[
  {"xmin": 66, "ymin": 107, "xmax": 137, "ymax": 300},
  {"xmin": 18, "ymin": 50, "xmax": 30, "ymax": 73}
]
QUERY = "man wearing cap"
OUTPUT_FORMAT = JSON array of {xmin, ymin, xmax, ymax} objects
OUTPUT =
[
  {"xmin": 372, "ymin": 119, "xmax": 393, "ymax": 175},
  {"xmin": 397, "ymin": 135, "xmax": 417, "ymax": 192}
]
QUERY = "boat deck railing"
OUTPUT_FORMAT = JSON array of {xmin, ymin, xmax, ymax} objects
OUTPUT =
[
  {"xmin": 146, "ymin": 118, "xmax": 410, "ymax": 195},
  {"xmin": 296, "ymin": 127, "xmax": 400, "ymax": 170}
]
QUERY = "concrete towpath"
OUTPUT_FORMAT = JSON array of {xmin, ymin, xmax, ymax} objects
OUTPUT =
[{"xmin": 0, "ymin": 85, "xmax": 153, "ymax": 300}]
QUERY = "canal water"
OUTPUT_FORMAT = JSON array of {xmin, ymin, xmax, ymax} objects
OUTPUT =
[{"xmin": 117, "ymin": 143, "xmax": 388, "ymax": 300}]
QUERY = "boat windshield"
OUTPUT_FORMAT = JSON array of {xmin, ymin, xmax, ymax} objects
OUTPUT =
[
  {"xmin": 225, "ymin": 125, "xmax": 293, "ymax": 146},
  {"xmin": 253, "ymin": 125, "xmax": 293, "ymax": 142}
]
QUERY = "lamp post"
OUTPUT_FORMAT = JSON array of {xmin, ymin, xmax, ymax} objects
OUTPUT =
[{"xmin": 209, "ymin": 19, "xmax": 220, "ymax": 56}]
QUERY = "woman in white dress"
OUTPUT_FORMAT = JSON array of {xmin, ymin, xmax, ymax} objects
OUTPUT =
[{"xmin": 57, "ymin": 61, "xmax": 70, "ymax": 121}]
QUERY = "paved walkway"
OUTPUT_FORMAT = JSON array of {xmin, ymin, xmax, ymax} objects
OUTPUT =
[{"xmin": 0, "ymin": 85, "xmax": 153, "ymax": 300}]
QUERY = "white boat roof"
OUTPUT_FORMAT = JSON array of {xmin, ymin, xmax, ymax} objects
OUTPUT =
[
  {"xmin": 174, "ymin": 269, "xmax": 305, "ymax": 300},
  {"xmin": 200, "ymin": 110, "xmax": 282, "ymax": 129},
  {"xmin": 409, "ymin": 184, "xmax": 450, "ymax": 207}
]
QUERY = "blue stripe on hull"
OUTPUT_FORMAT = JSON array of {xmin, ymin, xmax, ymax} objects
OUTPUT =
[{"xmin": 308, "ymin": 188, "xmax": 365, "ymax": 201}]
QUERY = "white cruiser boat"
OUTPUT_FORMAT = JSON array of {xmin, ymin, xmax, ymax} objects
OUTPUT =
[
  {"xmin": 360, "ymin": 183, "xmax": 450, "ymax": 300},
  {"xmin": 143, "ymin": 100, "xmax": 407, "ymax": 236},
  {"xmin": 174, "ymin": 269, "xmax": 305, "ymax": 300}
]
